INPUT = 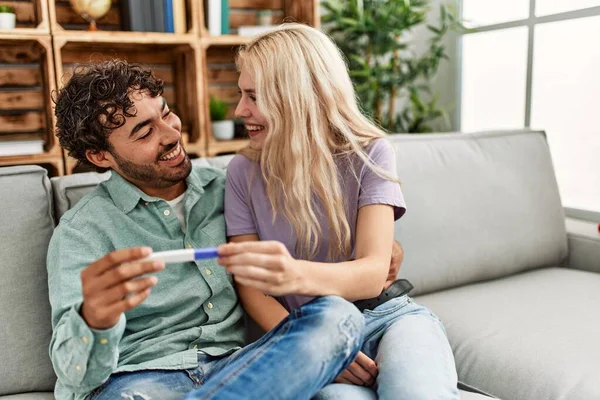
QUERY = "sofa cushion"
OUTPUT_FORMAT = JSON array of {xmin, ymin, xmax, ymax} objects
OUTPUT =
[
  {"xmin": 416, "ymin": 267, "xmax": 600, "ymax": 400},
  {"xmin": 0, "ymin": 166, "xmax": 56, "ymax": 395},
  {"xmin": 390, "ymin": 130, "xmax": 568, "ymax": 295},
  {"xmin": 50, "ymin": 171, "xmax": 110, "ymax": 220},
  {"xmin": 50, "ymin": 156, "xmax": 233, "ymax": 220},
  {"xmin": 0, "ymin": 393, "xmax": 54, "ymax": 399}
]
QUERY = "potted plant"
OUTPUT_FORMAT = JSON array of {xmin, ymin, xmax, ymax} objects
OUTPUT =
[
  {"xmin": 322, "ymin": 0, "xmax": 464, "ymax": 133},
  {"xmin": 0, "ymin": 5, "xmax": 16, "ymax": 30},
  {"xmin": 210, "ymin": 96, "xmax": 234, "ymax": 141}
]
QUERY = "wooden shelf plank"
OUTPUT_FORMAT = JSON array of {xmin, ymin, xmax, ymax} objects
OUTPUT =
[
  {"xmin": 201, "ymin": 35, "xmax": 252, "ymax": 48},
  {"xmin": 207, "ymin": 139, "xmax": 249, "ymax": 156},
  {"xmin": 184, "ymin": 141, "xmax": 206, "ymax": 157},
  {"xmin": 0, "ymin": 27, "xmax": 50, "ymax": 36},
  {"xmin": 0, "ymin": 66, "xmax": 42, "ymax": 86},
  {"xmin": 0, "ymin": 30, "xmax": 51, "ymax": 40},
  {"xmin": 0, "ymin": 151, "xmax": 64, "ymax": 175},
  {"xmin": 230, "ymin": 0, "xmax": 283, "ymax": 9},
  {"xmin": 0, "ymin": 90, "xmax": 44, "ymax": 109},
  {"xmin": 52, "ymin": 30, "xmax": 196, "ymax": 45}
]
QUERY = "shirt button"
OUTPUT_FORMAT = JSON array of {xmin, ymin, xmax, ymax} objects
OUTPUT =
[
  {"xmin": 75, "ymin": 364, "xmax": 81, "ymax": 372},
  {"xmin": 99, "ymin": 338, "xmax": 108, "ymax": 345},
  {"xmin": 193, "ymin": 344, "xmax": 198, "ymax": 350},
  {"xmin": 164, "ymin": 209, "xmax": 171, "ymax": 216},
  {"xmin": 187, "ymin": 244, "xmax": 193, "ymax": 248},
  {"xmin": 207, "ymin": 302, "xmax": 213, "ymax": 309},
  {"xmin": 81, "ymin": 336, "xmax": 89, "ymax": 344},
  {"xmin": 145, "ymin": 202, "xmax": 149, "ymax": 206},
  {"xmin": 205, "ymin": 268, "xmax": 212, "ymax": 276}
]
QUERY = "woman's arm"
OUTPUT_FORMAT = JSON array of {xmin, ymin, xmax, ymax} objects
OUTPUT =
[
  {"xmin": 219, "ymin": 203, "xmax": 394, "ymax": 301},
  {"xmin": 229, "ymin": 234, "xmax": 290, "ymax": 332},
  {"xmin": 299, "ymin": 203, "xmax": 394, "ymax": 300}
]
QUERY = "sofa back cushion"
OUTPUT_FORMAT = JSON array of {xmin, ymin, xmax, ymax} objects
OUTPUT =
[
  {"xmin": 50, "ymin": 156, "xmax": 233, "ymax": 220},
  {"xmin": 50, "ymin": 133, "xmax": 567, "ymax": 298},
  {"xmin": 51, "ymin": 171, "xmax": 110, "ymax": 219},
  {"xmin": 390, "ymin": 130, "xmax": 569, "ymax": 295},
  {"xmin": 0, "ymin": 166, "xmax": 57, "ymax": 395}
]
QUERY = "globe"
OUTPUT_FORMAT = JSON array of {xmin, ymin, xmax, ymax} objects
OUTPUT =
[{"xmin": 69, "ymin": 0, "xmax": 111, "ymax": 31}]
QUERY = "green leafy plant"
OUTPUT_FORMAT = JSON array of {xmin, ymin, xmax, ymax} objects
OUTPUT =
[
  {"xmin": 209, "ymin": 96, "xmax": 229, "ymax": 121},
  {"xmin": 0, "ymin": 5, "xmax": 15, "ymax": 13},
  {"xmin": 322, "ymin": 0, "xmax": 463, "ymax": 133}
]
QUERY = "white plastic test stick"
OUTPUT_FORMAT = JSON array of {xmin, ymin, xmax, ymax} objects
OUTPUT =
[{"xmin": 141, "ymin": 248, "xmax": 219, "ymax": 264}]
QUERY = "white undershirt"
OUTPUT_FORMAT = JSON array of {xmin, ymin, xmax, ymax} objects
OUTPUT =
[{"xmin": 166, "ymin": 192, "xmax": 186, "ymax": 232}]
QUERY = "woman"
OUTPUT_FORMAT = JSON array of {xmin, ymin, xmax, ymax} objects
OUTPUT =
[{"xmin": 218, "ymin": 23, "xmax": 459, "ymax": 400}]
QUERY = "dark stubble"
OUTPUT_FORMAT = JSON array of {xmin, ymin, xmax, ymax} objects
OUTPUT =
[{"xmin": 109, "ymin": 144, "xmax": 192, "ymax": 188}]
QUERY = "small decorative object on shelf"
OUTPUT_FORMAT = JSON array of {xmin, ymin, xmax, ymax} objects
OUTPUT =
[
  {"xmin": 69, "ymin": 0, "xmax": 112, "ymax": 31},
  {"xmin": 256, "ymin": 10, "xmax": 272, "ymax": 26},
  {"xmin": 210, "ymin": 96, "xmax": 234, "ymax": 141},
  {"xmin": 0, "ymin": 5, "xmax": 16, "ymax": 30}
]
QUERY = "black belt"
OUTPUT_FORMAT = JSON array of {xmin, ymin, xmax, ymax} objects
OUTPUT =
[{"xmin": 353, "ymin": 279, "xmax": 414, "ymax": 312}]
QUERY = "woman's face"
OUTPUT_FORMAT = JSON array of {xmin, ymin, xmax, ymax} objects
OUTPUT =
[{"xmin": 235, "ymin": 68, "xmax": 268, "ymax": 150}]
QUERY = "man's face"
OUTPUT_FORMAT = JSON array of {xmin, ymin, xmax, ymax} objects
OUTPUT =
[
  {"xmin": 88, "ymin": 90, "xmax": 192, "ymax": 195},
  {"xmin": 235, "ymin": 68, "xmax": 268, "ymax": 150}
]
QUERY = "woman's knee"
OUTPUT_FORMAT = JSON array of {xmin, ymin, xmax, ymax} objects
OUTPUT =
[{"xmin": 378, "ymin": 384, "xmax": 459, "ymax": 400}]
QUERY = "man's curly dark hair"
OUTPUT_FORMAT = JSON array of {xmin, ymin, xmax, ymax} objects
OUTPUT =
[{"xmin": 54, "ymin": 59, "xmax": 164, "ymax": 172}]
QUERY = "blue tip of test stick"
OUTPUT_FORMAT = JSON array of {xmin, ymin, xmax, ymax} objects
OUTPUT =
[{"xmin": 194, "ymin": 248, "xmax": 219, "ymax": 260}]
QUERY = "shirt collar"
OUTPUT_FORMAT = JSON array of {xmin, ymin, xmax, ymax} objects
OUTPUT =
[{"xmin": 104, "ymin": 166, "xmax": 222, "ymax": 214}]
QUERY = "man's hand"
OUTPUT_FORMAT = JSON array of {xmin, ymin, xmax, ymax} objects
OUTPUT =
[
  {"xmin": 80, "ymin": 247, "xmax": 165, "ymax": 330},
  {"xmin": 335, "ymin": 351, "xmax": 378, "ymax": 386},
  {"xmin": 383, "ymin": 240, "xmax": 404, "ymax": 290},
  {"xmin": 217, "ymin": 241, "xmax": 303, "ymax": 296}
]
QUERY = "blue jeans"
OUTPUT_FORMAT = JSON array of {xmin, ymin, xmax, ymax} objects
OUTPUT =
[
  {"xmin": 314, "ymin": 295, "xmax": 459, "ymax": 400},
  {"xmin": 88, "ymin": 296, "xmax": 363, "ymax": 400}
]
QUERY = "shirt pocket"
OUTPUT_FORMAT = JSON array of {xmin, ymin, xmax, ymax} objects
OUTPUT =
[{"xmin": 195, "ymin": 215, "xmax": 227, "ymax": 246}]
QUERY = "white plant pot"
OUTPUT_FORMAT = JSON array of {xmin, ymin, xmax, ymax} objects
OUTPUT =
[
  {"xmin": 212, "ymin": 120, "xmax": 235, "ymax": 141},
  {"xmin": 0, "ymin": 13, "xmax": 16, "ymax": 30}
]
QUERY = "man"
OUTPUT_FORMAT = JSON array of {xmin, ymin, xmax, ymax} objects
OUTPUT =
[{"xmin": 48, "ymin": 60, "xmax": 403, "ymax": 399}]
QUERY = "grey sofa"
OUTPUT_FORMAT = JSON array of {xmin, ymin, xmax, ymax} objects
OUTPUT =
[{"xmin": 1, "ymin": 130, "xmax": 598, "ymax": 399}]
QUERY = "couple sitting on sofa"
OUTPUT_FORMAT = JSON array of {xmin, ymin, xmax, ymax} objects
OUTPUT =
[{"xmin": 48, "ymin": 24, "xmax": 458, "ymax": 400}]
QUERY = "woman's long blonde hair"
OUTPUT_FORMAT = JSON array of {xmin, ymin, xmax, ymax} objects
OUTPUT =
[{"xmin": 236, "ymin": 23, "xmax": 396, "ymax": 261}]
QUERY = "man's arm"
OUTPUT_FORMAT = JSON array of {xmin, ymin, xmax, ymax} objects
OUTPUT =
[
  {"xmin": 47, "ymin": 222, "xmax": 163, "ymax": 393},
  {"xmin": 384, "ymin": 240, "xmax": 404, "ymax": 290}
]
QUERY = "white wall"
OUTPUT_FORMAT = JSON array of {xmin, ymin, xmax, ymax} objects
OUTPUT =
[{"xmin": 410, "ymin": 0, "xmax": 460, "ymax": 131}]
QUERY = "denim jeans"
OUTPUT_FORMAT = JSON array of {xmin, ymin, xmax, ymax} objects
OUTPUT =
[
  {"xmin": 88, "ymin": 296, "xmax": 363, "ymax": 400},
  {"xmin": 314, "ymin": 295, "xmax": 459, "ymax": 400}
]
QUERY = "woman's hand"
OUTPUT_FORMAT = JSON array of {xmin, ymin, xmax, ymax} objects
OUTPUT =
[
  {"xmin": 217, "ymin": 241, "xmax": 306, "ymax": 296},
  {"xmin": 335, "ymin": 351, "xmax": 378, "ymax": 386}
]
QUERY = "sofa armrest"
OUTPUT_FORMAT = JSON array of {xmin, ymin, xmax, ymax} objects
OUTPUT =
[{"xmin": 566, "ymin": 218, "xmax": 600, "ymax": 273}]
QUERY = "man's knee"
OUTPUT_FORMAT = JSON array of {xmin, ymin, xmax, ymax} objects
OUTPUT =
[
  {"xmin": 301, "ymin": 296, "xmax": 364, "ymax": 362},
  {"xmin": 316, "ymin": 296, "xmax": 364, "ymax": 330}
]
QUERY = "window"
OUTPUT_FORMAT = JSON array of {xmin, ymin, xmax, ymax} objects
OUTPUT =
[{"xmin": 460, "ymin": 2, "xmax": 600, "ymax": 215}]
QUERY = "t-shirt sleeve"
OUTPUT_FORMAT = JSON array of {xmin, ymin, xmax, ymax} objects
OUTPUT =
[
  {"xmin": 359, "ymin": 139, "xmax": 406, "ymax": 220},
  {"xmin": 224, "ymin": 155, "xmax": 259, "ymax": 237}
]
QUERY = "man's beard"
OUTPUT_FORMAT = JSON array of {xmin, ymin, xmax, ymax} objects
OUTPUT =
[{"xmin": 109, "ymin": 145, "xmax": 192, "ymax": 188}]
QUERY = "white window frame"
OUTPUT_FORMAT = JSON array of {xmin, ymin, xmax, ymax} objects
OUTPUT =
[{"xmin": 457, "ymin": 2, "xmax": 600, "ymax": 222}]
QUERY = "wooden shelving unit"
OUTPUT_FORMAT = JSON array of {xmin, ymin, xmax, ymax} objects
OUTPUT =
[
  {"xmin": 199, "ymin": 0, "xmax": 319, "ymax": 156},
  {"xmin": 0, "ymin": 0, "xmax": 319, "ymax": 174},
  {"xmin": 0, "ymin": 30, "xmax": 62, "ymax": 174}
]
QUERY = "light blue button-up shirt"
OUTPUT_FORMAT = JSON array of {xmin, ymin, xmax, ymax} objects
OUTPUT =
[{"xmin": 47, "ymin": 167, "xmax": 245, "ymax": 400}]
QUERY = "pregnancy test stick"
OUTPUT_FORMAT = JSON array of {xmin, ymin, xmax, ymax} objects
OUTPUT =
[{"xmin": 141, "ymin": 248, "xmax": 219, "ymax": 264}]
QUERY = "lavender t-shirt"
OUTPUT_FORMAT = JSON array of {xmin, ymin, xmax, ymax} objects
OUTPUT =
[{"xmin": 224, "ymin": 138, "xmax": 406, "ymax": 311}]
